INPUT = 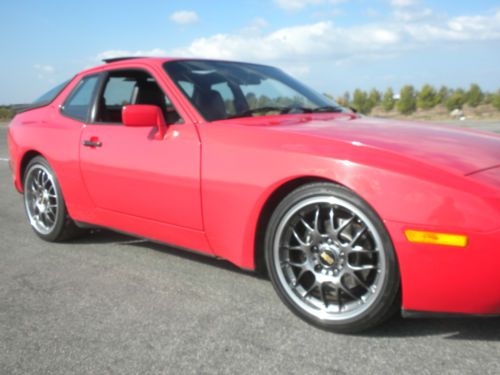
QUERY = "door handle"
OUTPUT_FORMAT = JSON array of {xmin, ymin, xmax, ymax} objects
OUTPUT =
[{"xmin": 83, "ymin": 138, "xmax": 102, "ymax": 148}]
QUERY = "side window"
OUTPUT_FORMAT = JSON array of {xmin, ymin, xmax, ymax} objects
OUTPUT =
[
  {"xmin": 61, "ymin": 76, "xmax": 99, "ymax": 121},
  {"xmin": 211, "ymin": 82, "xmax": 236, "ymax": 115},
  {"xmin": 102, "ymin": 77, "xmax": 136, "ymax": 106},
  {"xmin": 95, "ymin": 70, "xmax": 182, "ymax": 124},
  {"xmin": 33, "ymin": 79, "xmax": 71, "ymax": 106}
]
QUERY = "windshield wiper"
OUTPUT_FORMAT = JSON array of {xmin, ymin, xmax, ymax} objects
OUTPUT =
[
  {"xmin": 227, "ymin": 105, "xmax": 344, "ymax": 119},
  {"xmin": 227, "ymin": 106, "xmax": 288, "ymax": 119},
  {"xmin": 311, "ymin": 106, "xmax": 344, "ymax": 113},
  {"xmin": 281, "ymin": 106, "xmax": 344, "ymax": 114}
]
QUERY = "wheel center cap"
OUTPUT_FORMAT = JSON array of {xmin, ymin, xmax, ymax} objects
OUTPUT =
[
  {"xmin": 37, "ymin": 199, "xmax": 46, "ymax": 212},
  {"xmin": 35, "ymin": 191, "xmax": 49, "ymax": 213},
  {"xmin": 319, "ymin": 251, "xmax": 336, "ymax": 267},
  {"xmin": 318, "ymin": 244, "xmax": 338, "ymax": 268}
]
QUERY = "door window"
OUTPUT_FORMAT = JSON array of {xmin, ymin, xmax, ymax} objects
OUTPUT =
[
  {"xmin": 95, "ymin": 70, "xmax": 182, "ymax": 124},
  {"xmin": 102, "ymin": 77, "xmax": 136, "ymax": 106}
]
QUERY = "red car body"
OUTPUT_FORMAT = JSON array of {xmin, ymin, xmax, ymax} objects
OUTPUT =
[{"xmin": 7, "ymin": 58, "xmax": 500, "ymax": 317}]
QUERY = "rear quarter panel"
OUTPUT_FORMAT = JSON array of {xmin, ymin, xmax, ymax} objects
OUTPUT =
[{"xmin": 8, "ymin": 77, "xmax": 95, "ymax": 221}]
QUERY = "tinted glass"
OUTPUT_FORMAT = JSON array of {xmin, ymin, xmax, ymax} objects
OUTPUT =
[
  {"xmin": 179, "ymin": 81, "xmax": 194, "ymax": 98},
  {"xmin": 211, "ymin": 82, "xmax": 236, "ymax": 116},
  {"xmin": 164, "ymin": 60, "xmax": 345, "ymax": 122},
  {"xmin": 103, "ymin": 77, "xmax": 136, "ymax": 106},
  {"xmin": 33, "ymin": 79, "xmax": 71, "ymax": 105},
  {"xmin": 61, "ymin": 76, "xmax": 99, "ymax": 121}
]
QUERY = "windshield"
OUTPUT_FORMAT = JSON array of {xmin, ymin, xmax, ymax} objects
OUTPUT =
[{"xmin": 163, "ymin": 60, "xmax": 345, "ymax": 122}]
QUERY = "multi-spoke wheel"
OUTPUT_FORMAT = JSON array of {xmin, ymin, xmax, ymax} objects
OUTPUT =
[
  {"xmin": 265, "ymin": 183, "xmax": 400, "ymax": 332},
  {"xmin": 23, "ymin": 156, "xmax": 83, "ymax": 242}
]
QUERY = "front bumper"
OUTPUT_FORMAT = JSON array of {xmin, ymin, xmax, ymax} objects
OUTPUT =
[{"xmin": 387, "ymin": 220, "xmax": 500, "ymax": 315}]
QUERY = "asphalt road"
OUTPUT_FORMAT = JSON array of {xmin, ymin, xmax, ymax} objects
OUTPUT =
[{"xmin": 1, "ymin": 122, "xmax": 499, "ymax": 375}]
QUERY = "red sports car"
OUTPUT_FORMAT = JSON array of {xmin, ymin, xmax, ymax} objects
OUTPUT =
[{"xmin": 7, "ymin": 57, "xmax": 500, "ymax": 332}]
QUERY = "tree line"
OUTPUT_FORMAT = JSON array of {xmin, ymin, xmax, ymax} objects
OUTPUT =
[
  {"xmin": 333, "ymin": 84, "xmax": 500, "ymax": 115},
  {"xmin": 0, "ymin": 106, "xmax": 15, "ymax": 121},
  {"xmin": 2, "ymin": 84, "xmax": 500, "ymax": 121}
]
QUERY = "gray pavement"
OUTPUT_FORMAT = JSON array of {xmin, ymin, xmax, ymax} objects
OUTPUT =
[{"xmin": 0, "ymin": 122, "xmax": 499, "ymax": 375}]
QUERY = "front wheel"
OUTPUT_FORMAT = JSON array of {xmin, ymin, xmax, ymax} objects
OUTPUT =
[
  {"xmin": 265, "ymin": 183, "xmax": 400, "ymax": 333},
  {"xmin": 23, "ymin": 156, "xmax": 83, "ymax": 242}
]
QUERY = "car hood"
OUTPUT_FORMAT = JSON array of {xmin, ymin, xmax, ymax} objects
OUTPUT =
[{"xmin": 238, "ymin": 115, "xmax": 500, "ymax": 175}]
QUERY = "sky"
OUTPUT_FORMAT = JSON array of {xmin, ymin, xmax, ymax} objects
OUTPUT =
[{"xmin": 1, "ymin": 0, "xmax": 500, "ymax": 104}]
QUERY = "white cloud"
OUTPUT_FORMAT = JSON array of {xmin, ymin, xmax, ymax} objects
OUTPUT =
[
  {"xmin": 96, "ymin": 48, "xmax": 166, "ymax": 61},
  {"xmin": 169, "ymin": 10, "xmax": 500, "ymax": 60},
  {"xmin": 390, "ymin": 0, "xmax": 418, "ymax": 7},
  {"xmin": 170, "ymin": 21, "xmax": 402, "ymax": 62},
  {"xmin": 405, "ymin": 11, "xmax": 500, "ymax": 42},
  {"xmin": 96, "ymin": 10, "xmax": 500, "ymax": 69},
  {"xmin": 274, "ymin": 0, "xmax": 348, "ymax": 11},
  {"xmin": 169, "ymin": 10, "xmax": 199, "ymax": 25}
]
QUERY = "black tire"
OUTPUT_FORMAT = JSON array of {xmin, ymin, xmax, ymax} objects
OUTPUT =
[
  {"xmin": 23, "ymin": 156, "xmax": 84, "ymax": 242},
  {"xmin": 265, "ymin": 182, "xmax": 400, "ymax": 333}
]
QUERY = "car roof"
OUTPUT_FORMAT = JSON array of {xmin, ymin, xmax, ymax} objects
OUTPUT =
[
  {"xmin": 78, "ymin": 57, "xmax": 274, "ymax": 76},
  {"xmin": 79, "ymin": 57, "xmax": 177, "ymax": 75}
]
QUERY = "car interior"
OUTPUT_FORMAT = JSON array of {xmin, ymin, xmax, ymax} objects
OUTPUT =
[
  {"xmin": 167, "ymin": 65, "xmax": 257, "ymax": 121},
  {"xmin": 95, "ymin": 70, "xmax": 182, "ymax": 125},
  {"xmin": 191, "ymin": 87, "xmax": 228, "ymax": 121}
]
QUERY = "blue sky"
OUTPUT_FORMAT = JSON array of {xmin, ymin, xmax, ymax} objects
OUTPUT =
[{"xmin": 1, "ymin": 0, "xmax": 499, "ymax": 104}]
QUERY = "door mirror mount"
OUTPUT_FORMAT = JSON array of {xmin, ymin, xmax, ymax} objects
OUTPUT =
[{"xmin": 122, "ymin": 105, "xmax": 167, "ymax": 140}]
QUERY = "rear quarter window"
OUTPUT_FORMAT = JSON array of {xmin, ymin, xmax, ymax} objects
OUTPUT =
[
  {"xmin": 33, "ymin": 79, "xmax": 71, "ymax": 106},
  {"xmin": 15, "ymin": 79, "xmax": 72, "ymax": 114},
  {"xmin": 61, "ymin": 75, "xmax": 100, "ymax": 122}
]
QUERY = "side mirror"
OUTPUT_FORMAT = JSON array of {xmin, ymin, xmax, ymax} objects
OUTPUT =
[{"xmin": 122, "ymin": 105, "xmax": 167, "ymax": 139}]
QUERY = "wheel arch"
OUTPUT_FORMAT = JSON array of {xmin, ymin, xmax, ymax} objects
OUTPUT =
[
  {"xmin": 19, "ymin": 150, "xmax": 45, "ymax": 191},
  {"xmin": 252, "ymin": 176, "xmax": 402, "ymax": 281},
  {"xmin": 253, "ymin": 176, "xmax": 344, "ymax": 275}
]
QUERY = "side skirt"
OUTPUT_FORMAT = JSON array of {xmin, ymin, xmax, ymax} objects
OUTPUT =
[{"xmin": 402, "ymin": 310, "xmax": 500, "ymax": 319}]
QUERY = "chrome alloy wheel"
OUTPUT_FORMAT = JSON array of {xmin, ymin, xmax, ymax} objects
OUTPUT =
[
  {"xmin": 24, "ymin": 164, "xmax": 59, "ymax": 235},
  {"xmin": 273, "ymin": 196, "xmax": 387, "ymax": 322}
]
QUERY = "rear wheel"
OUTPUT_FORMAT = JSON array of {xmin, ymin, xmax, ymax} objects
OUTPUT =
[
  {"xmin": 265, "ymin": 183, "xmax": 400, "ymax": 333},
  {"xmin": 23, "ymin": 156, "xmax": 83, "ymax": 242}
]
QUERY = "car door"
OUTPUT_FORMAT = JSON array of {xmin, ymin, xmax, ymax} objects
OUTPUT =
[{"xmin": 79, "ymin": 68, "xmax": 203, "ymax": 230}]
